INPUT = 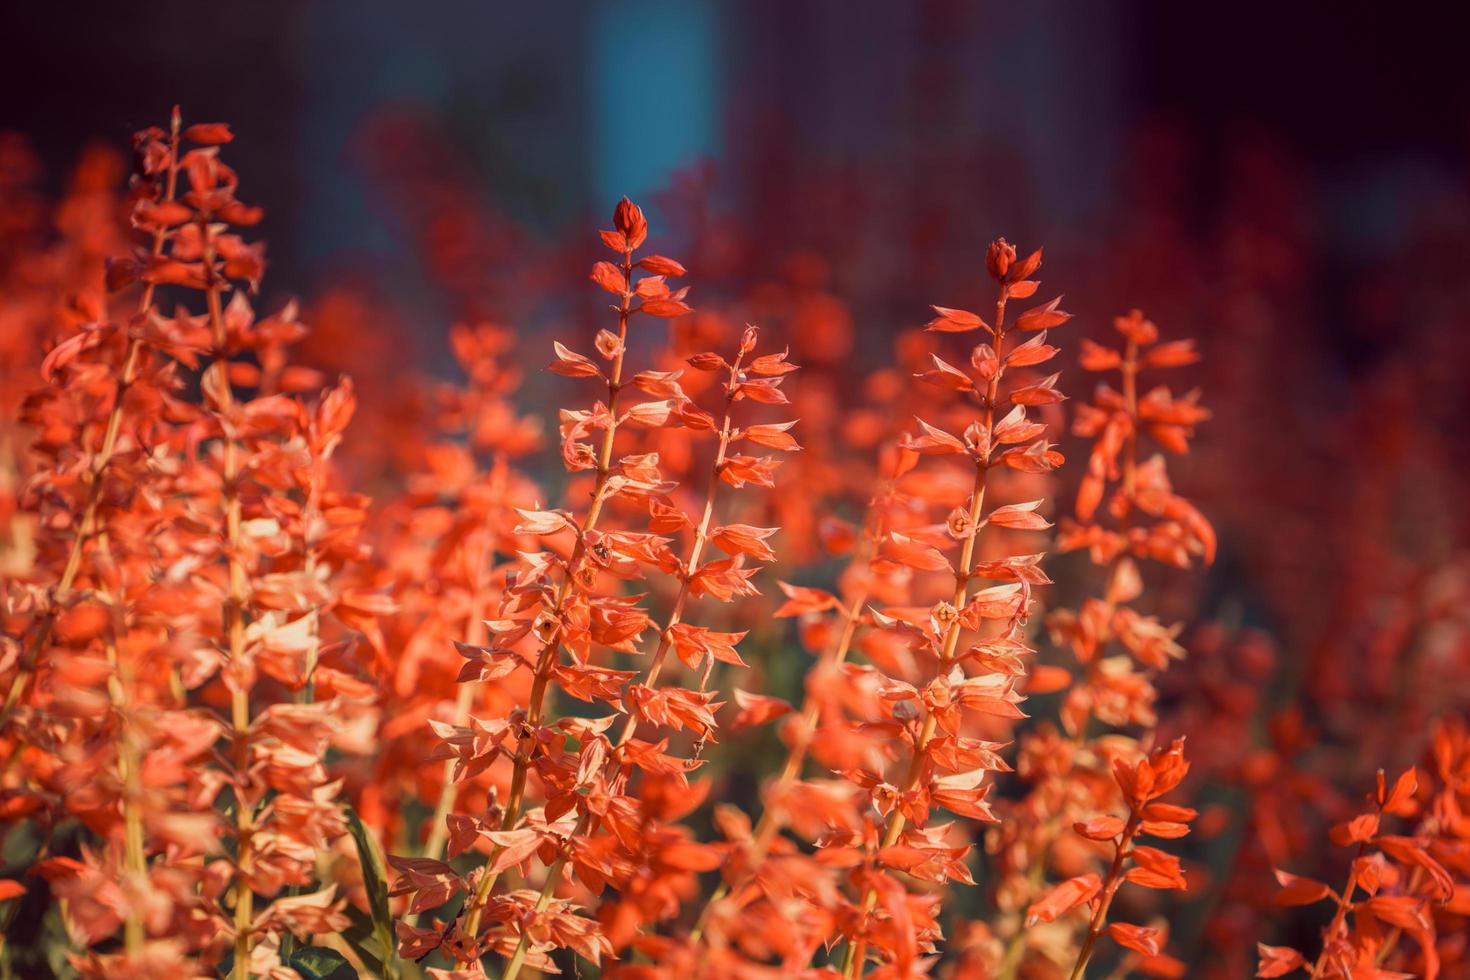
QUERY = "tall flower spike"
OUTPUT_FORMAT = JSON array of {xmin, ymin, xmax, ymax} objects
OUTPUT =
[
  {"xmin": 394, "ymin": 200, "xmax": 762, "ymax": 972},
  {"xmin": 438, "ymin": 197, "xmax": 686, "ymax": 962},
  {"xmin": 489, "ymin": 326, "xmax": 799, "ymax": 979},
  {"xmin": 996, "ymin": 309, "xmax": 1212, "ymax": 979},
  {"xmin": 1, "ymin": 109, "xmax": 184, "ymax": 731},
  {"xmin": 835, "ymin": 241, "xmax": 1070, "ymax": 977},
  {"xmin": 173, "ymin": 119, "xmax": 379, "ymax": 980},
  {"xmin": 4, "ymin": 114, "xmax": 383, "ymax": 979},
  {"xmin": 2, "ymin": 109, "xmax": 193, "ymax": 976}
]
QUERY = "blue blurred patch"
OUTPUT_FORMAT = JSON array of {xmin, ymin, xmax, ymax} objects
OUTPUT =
[{"xmin": 590, "ymin": 0, "xmax": 721, "ymax": 206}]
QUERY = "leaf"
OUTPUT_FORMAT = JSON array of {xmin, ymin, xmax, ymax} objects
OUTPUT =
[
  {"xmin": 1255, "ymin": 943, "xmax": 1306, "ymax": 978},
  {"xmin": 720, "ymin": 453, "xmax": 782, "ymax": 489},
  {"xmin": 289, "ymin": 947, "xmax": 358, "ymax": 980},
  {"xmin": 1025, "ymin": 873, "xmax": 1101, "ymax": 926},
  {"xmin": 1328, "ymin": 811, "xmax": 1379, "ymax": 846},
  {"xmin": 628, "ymin": 369, "xmax": 686, "ymax": 399},
  {"xmin": 1127, "ymin": 845, "xmax": 1187, "ymax": 890},
  {"xmin": 638, "ymin": 254, "xmax": 687, "ymax": 276},
  {"xmin": 748, "ymin": 349, "xmax": 799, "ymax": 377},
  {"xmin": 659, "ymin": 840, "xmax": 724, "ymax": 871},
  {"xmin": 742, "ymin": 421, "xmax": 801, "ymax": 451},
  {"xmin": 640, "ymin": 297, "xmax": 694, "ymax": 318},
  {"xmin": 1015, "ymin": 296, "xmax": 1072, "ymax": 331},
  {"xmin": 877, "ymin": 845, "xmax": 929, "ymax": 871},
  {"xmin": 513, "ymin": 507, "xmax": 573, "ymax": 536},
  {"xmin": 730, "ymin": 689, "xmax": 792, "ymax": 730},
  {"xmin": 590, "ymin": 259, "xmax": 626, "ymax": 293},
  {"xmin": 1362, "ymin": 895, "xmax": 1430, "ymax": 931},
  {"xmin": 549, "ymin": 341, "xmax": 602, "ymax": 378},
  {"xmin": 1009, "ymin": 247, "xmax": 1043, "ymax": 281},
  {"xmin": 340, "ymin": 906, "xmax": 390, "ymax": 976},
  {"xmin": 484, "ymin": 828, "xmax": 545, "ymax": 875},
  {"xmin": 1010, "ymin": 372, "xmax": 1066, "ymax": 406},
  {"xmin": 1024, "ymin": 664, "xmax": 1071, "ymax": 694},
  {"xmin": 1073, "ymin": 815, "xmax": 1126, "ymax": 841},
  {"xmin": 622, "ymin": 399, "xmax": 679, "ymax": 427},
  {"xmin": 1376, "ymin": 835, "xmax": 1455, "ymax": 900},
  {"xmin": 1381, "ymin": 766, "xmax": 1418, "ymax": 813},
  {"xmin": 773, "ymin": 581, "xmax": 838, "ymax": 617},
  {"xmin": 345, "ymin": 807, "xmax": 398, "ymax": 979},
  {"xmin": 1144, "ymin": 338, "xmax": 1199, "ymax": 367},
  {"xmin": 1006, "ymin": 279, "xmax": 1039, "ymax": 299},
  {"xmin": 1001, "ymin": 440, "xmax": 1064, "ymax": 473},
  {"xmin": 916, "ymin": 354, "xmax": 975, "ymax": 390},
  {"xmin": 445, "ymin": 813, "xmax": 484, "ymax": 860},
  {"xmin": 926, "ymin": 305, "xmax": 988, "ymax": 332},
  {"xmin": 1107, "ymin": 922, "xmax": 1161, "ymax": 957},
  {"xmin": 986, "ymin": 499, "xmax": 1052, "ymax": 530},
  {"xmin": 736, "ymin": 378, "xmax": 789, "ymax": 404},
  {"xmin": 669, "ymin": 623, "xmax": 748, "ymax": 669},
  {"xmin": 1004, "ymin": 330, "xmax": 1059, "ymax": 367},
  {"xmin": 905, "ymin": 418, "xmax": 966, "ymax": 456},
  {"xmin": 1272, "ymin": 869, "xmax": 1331, "ymax": 907},
  {"xmin": 184, "ymin": 122, "xmax": 234, "ymax": 144},
  {"xmin": 710, "ymin": 524, "xmax": 778, "ymax": 561},
  {"xmin": 687, "ymin": 351, "xmax": 727, "ymax": 371},
  {"xmin": 880, "ymin": 532, "xmax": 952, "ymax": 572},
  {"xmin": 133, "ymin": 200, "xmax": 194, "ymax": 228}
]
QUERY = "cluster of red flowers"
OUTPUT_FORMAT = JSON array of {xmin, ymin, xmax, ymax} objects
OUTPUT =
[{"xmin": 1, "ymin": 113, "xmax": 1467, "ymax": 980}]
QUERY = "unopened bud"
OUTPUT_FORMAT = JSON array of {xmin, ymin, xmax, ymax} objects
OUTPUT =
[
  {"xmin": 613, "ymin": 197, "xmax": 647, "ymax": 249},
  {"xmin": 986, "ymin": 239, "xmax": 1016, "ymax": 281},
  {"xmin": 740, "ymin": 324, "xmax": 759, "ymax": 355}
]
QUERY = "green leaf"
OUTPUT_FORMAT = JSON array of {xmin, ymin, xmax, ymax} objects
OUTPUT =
[
  {"xmin": 289, "ymin": 946, "xmax": 357, "ymax": 979},
  {"xmin": 345, "ymin": 807, "xmax": 389, "ymax": 929},
  {"xmin": 339, "ymin": 905, "xmax": 387, "ymax": 976},
  {"xmin": 344, "ymin": 806, "xmax": 399, "ymax": 980}
]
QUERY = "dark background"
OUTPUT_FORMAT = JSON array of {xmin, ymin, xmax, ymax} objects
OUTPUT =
[{"xmin": 5, "ymin": 0, "xmax": 1469, "ymax": 355}]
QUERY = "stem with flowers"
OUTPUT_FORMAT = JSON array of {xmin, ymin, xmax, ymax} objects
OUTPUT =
[
  {"xmin": 1066, "ymin": 815, "xmax": 1140, "ymax": 980},
  {"xmin": 841, "ymin": 438, "xmax": 994, "ymax": 978},
  {"xmin": 842, "ymin": 240, "xmax": 1064, "ymax": 976},
  {"xmin": 1001, "ymin": 308, "xmax": 1212, "ymax": 979},
  {"xmin": 456, "ymin": 199, "xmax": 682, "ymax": 955},
  {"xmin": 0, "ymin": 110, "xmax": 182, "ymax": 730},
  {"xmin": 499, "ymin": 330, "xmax": 765, "ymax": 980}
]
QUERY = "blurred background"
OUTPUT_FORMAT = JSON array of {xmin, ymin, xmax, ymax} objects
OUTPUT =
[
  {"xmin": 5, "ymin": 0, "xmax": 1469, "ymax": 338},
  {"xmin": 8, "ymin": 0, "xmax": 1470, "ymax": 613},
  {"xmin": 6, "ymin": 1, "xmax": 1470, "ymax": 689}
]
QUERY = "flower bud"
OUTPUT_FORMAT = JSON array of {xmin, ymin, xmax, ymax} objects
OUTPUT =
[
  {"xmin": 613, "ymin": 197, "xmax": 647, "ymax": 249},
  {"xmin": 986, "ymin": 238, "xmax": 1016, "ymax": 281},
  {"xmin": 740, "ymin": 324, "xmax": 759, "ymax": 356}
]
